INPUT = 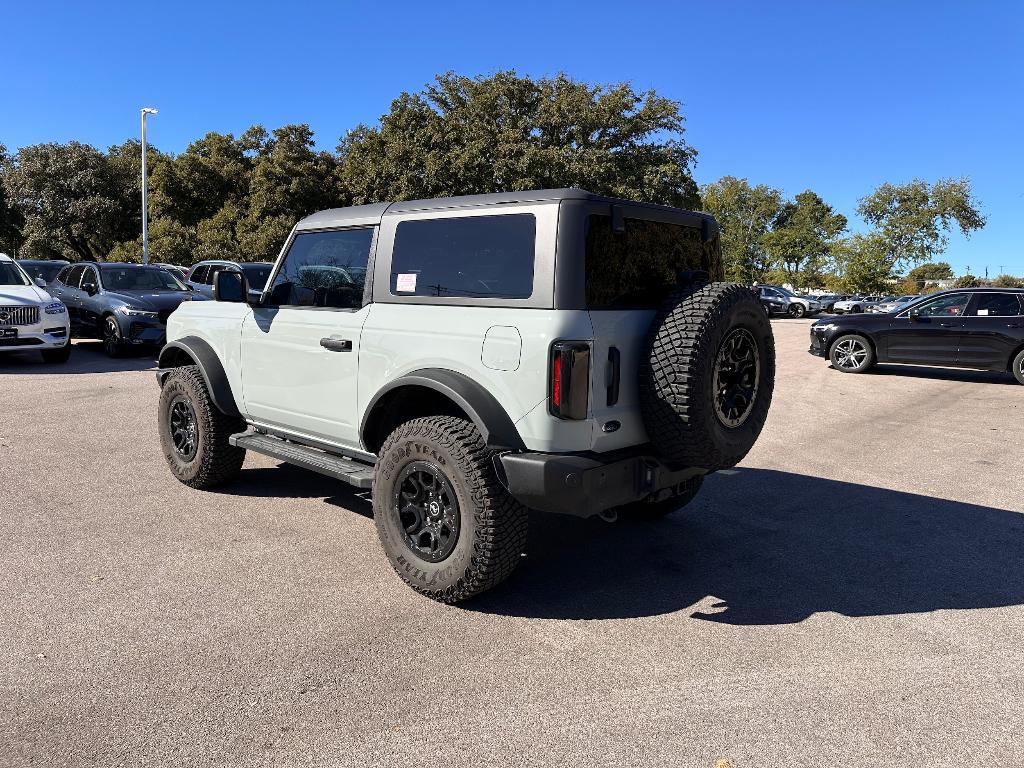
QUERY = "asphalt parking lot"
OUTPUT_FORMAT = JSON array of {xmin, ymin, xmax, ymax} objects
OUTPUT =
[{"xmin": 1, "ymin": 319, "xmax": 1021, "ymax": 767}]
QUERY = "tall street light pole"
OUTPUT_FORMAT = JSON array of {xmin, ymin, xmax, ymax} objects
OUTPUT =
[{"xmin": 140, "ymin": 107, "xmax": 159, "ymax": 265}]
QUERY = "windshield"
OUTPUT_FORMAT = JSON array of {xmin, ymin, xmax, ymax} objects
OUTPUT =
[
  {"xmin": 240, "ymin": 264, "xmax": 272, "ymax": 290},
  {"xmin": 20, "ymin": 261, "xmax": 65, "ymax": 282},
  {"xmin": 0, "ymin": 261, "xmax": 31, "ymax": 286},
  {"xmin": 99, "ymin": 266, "xmax": 187, "ymax": 291}
]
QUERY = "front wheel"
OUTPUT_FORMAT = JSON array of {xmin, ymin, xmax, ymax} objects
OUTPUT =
[
  {"xmin": 788, "ymin": 303, "xmax": 806, "ymax": 318},
  {"xmin": 373, "ymin": 416, "xmax": 528, "ymax": 603},
  {"xmin": 158, "ymin": 365, "xmax": 246, "ymax": 488},
  {"xmin": 830, "ymin": 334, "xmax": 875, "ymax": 373},
  {"xmin": 102, "ymin": 316, "xmax": 125, "ymax": 357}
]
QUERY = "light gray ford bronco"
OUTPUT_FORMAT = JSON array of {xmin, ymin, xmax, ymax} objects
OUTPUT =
[{"xmin": 156, "ymin": 189, "xmax": 775, "ymax": 602}]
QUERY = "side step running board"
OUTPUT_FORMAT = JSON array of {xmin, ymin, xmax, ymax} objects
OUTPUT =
[{"xmin": 229, "ymin": 431, "xmax": 375, "ymax": 489}]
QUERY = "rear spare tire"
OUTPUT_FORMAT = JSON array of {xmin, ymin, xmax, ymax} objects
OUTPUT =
[{"xmin": 639, "ymin": 282, "xmax": 774, "ymax": 470}]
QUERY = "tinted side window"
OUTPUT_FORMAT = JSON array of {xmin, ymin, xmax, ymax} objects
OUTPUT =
[
  {"xmin": 268, "ymin": 228, "xmax": 374, "ymax": 308},
  {"xmin": 971, "ymin": 293, "xmax": 1023, "ymax": 317},
  {"xmin": 82, "ymin": 268, "xmax": 99, "ymax": 288},
  {"xmin": 914, "ymin": 293, "xmax": 970, "ymax": 317},
  {"xmin": 189, "ymin": 265, "xmax": 209, "ymax": 283},
  {"xmin": 55, "ymin": 267, "xmax": 70, "ymax": 284},
  {"xmin": 66, "ymin": 265, "xmax": 86, "ymax": 289},
  {"xmin": 586, "ymin": 215, "xmax": 720, "ymax": 308},
  {"xmin": 390, "ymin": 214, "xmax": 535, "ymax": 299}
]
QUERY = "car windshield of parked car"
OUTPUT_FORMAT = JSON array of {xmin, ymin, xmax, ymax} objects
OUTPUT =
[
  {"xmin": 99, "ymin": 266, "xmax": 187, "ymax": 291},
  {"xmin": 912, "ymin": 293, "xmax": 970, "ymax": 317},
  {"xmin": 0, "ymin": 262, "xmax": 31, "ymax": 286},
  {"xmin": 20, "ymin": 261, "xmax": 65, "ymax": 282},
  {"xmin": 240, "ymin": 264, "xmax": 272, "ymax": 290}
]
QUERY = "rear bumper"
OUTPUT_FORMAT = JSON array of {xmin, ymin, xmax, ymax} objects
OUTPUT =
[{"xmin": 496, "ymin": 450, "xmax": 707, "ymax": 519}]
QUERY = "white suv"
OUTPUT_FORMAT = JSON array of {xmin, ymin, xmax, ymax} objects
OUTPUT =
[
  {"xmin": 154, "ymin": 190, "xmax": 775, "ymax": 602},
  {"xmin": 0, "ymin": 254, "xmax": 71, "ymax": 363}
]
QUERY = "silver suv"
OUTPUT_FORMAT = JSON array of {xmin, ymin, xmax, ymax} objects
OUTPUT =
[{"xmin": 155, "ymin": 189, "xmax": 776, "ymax": 602}]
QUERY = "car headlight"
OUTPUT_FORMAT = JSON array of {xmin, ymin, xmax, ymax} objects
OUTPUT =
[
  {"xmin": 115, "ymin": 306, "xmax": 159, "ymax": 318},
  {"xmin": 43, "ymin": 301, "xmax": 66, "ymax": 314}
]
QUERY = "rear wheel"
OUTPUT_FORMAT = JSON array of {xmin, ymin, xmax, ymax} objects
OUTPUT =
[
  {"xmin": 373, "ymin": 416, "xmax": 528, "ymax": 603},
  {"xmin": 1012, "ymin": 349, "xmax": 1024, "ymax": 385},
  {"xmin": 829, "ymin": 334, "xmax": 875, "ymax": 373}
]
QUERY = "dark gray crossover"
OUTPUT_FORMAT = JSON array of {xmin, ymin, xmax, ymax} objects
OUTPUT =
[{"xmin": 51, "ymin": 263, "xmax": 206, "ymax": 356}]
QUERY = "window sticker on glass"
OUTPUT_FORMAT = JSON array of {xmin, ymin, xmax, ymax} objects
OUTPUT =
[
  {"xmin": 978, "ymin": 309, "xmax": 990, "ymax": 316},
  {"xmin": 396, "ymin": 273, "xmax": 418, "ymax": 293}
]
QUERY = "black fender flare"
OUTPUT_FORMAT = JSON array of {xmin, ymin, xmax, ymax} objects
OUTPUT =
[
  {"xmin": 361, "ymin": 368, "xmax": 525, "ymax": 452},
  {"xmin": 156, "ymin": 336, "xmax": 241, "ymax": 417}
]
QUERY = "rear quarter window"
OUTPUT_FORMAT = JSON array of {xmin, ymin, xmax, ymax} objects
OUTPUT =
[
  {"xmin": 389, "ymin": 214, "xmax": 536, "ymax": 300},
  {"xmin": 585, "ymin": 215, "xmax": 722, "ymax": 308}
]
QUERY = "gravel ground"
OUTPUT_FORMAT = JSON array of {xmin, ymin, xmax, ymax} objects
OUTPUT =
[{"xmin": 1, "ymin": 321, "xmax": 1021, "ymax": 768}]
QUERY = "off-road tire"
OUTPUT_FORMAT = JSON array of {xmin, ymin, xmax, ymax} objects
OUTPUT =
[
  {"xmin": 617, "ymin": 476, "xmax": 704, "ymax": 521},
  {"xmin": 373, "ymin": 415, "xmax": 528, "ymax": 604},
  {"xmin": 640, "ymin": 282, "xmax": 775, "ymax": 470},
  {"xmin": 1011, "ymin": 349, "xmax": 1024, "ymax": 385},
  {"xmin": 158, "ymin": 365, "xmax": 246, "ymax": 488},
  {"xmin": 40, "ymin": 343, "xmax": 71, "ymax": 364},
  {"xmin": 829, "ymin": 334, "xmax": 875, "ymax": 374}
]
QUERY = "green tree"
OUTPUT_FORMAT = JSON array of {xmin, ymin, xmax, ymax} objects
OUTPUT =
[
  {"xmin": 992, "ymin": 274, "xmax": 1024, "ymax": 288},
  {"xmin": 701, "ymin": 177, "xmax": 783, "ymax": 283},
  {"xmin": 339, "ymin": 71, "xmax": 699, "ymax": 208},
  {"xmin": 953, "ymin": 274, "xmax": 980, "ymax": 288},
  {"xmin": 6, "ymin": 141, "xmax": 149, "ymax": 261},
  {"xmin": 833, "ymin": 234, "xmax": 894, "ymax": 292},
  {"xmin": 0, "ymin": 145, "xmax": 25, "ymax": 255},
  {"xmin": 856, "ymin": 178, "xmax": 985, "ymax": 271},
  {"xmin": 905, "ymin": 261, "xmax": 953, "ymax": 286},
  {"xmin": 763, "ymin": 190, "xmax": 846, "ymax": 288}
]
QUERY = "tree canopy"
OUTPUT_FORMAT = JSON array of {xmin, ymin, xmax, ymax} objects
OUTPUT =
[{"xmin": 339, "ymin": 71, "xmax": 699, "ymax": 208}]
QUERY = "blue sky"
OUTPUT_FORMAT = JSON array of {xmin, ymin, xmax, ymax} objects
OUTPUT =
[{"xmin": 5, "ymin": 1, "xmax": 1022, "ymax": 275}]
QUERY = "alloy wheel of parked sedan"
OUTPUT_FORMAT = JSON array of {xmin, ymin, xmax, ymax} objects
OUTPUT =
[
  {"xmin": 830, "ymin": 335, "xmax": 874, "ymax": 373},
  {"xmin": 788, "ymin": 303, "xmax": 806, "ymax": 318}
]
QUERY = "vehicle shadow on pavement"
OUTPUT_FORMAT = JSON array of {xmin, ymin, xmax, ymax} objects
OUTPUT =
[
  {"xmin": 215, "ymin": 463, "xmax": 374, "ymax": 519},
  {"xmin": 467, "ymin": 467, "xmax": 1024, "ymax": 624},
  {"xmin": 865, "ymin": 364, "xmax": 1017, "ymax": 385},
  {"xmin": 0, "ymin": 341, "xmax": 156, "ymax": 375}
]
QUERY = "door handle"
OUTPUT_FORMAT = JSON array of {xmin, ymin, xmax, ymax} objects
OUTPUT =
[
  {"xmin": 319, "ymin": 337, "xmax": 352, "ymax": 352},
  {"xmin": 939, "ymin": 322, "xmax": 959, "ymax": 327}
]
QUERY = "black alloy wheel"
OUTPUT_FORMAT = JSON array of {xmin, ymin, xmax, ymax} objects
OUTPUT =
[
  {"xmin": 788, "ymin": 303, "xmax": 806, "ymax": 318},
  {"xmin": 393, "ymin": 461, "xmax": 460, "ymax": 563},
  {"xmin": 103, "ymin": 316, "xmax": 123, "ymax": 357},
  {"xmin": 712, "ymin": 327, "xmax": 760, "ymax": 428},
  {"xmin": 168, "ymin": 394, "xmax": 199, "ymax": 461}
]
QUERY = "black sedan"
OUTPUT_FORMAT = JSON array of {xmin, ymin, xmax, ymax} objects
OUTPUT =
[
  {"xmin": 809, "ymin": 288, "xmax": 1024, "ymax": 384},
  {"xmin": 50, "ymin": 263, "xmax": 205, "ymax": 356}
]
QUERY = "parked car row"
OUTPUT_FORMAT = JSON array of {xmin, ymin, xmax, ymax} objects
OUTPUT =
[
  {"xmin": 0, "ymin": 255, "xmax": 72, "ymax": 363},
  {"xmin": 757, "ymin": 285, "xmax": 822, "ymax": 317},
  {"xmin": 810, "ymin": 288, "xmax": 1024, "ymax": 384}
]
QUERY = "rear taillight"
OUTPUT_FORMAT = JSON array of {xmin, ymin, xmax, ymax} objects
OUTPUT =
[{"xmin": 549, "ymin": 341, "xmax": 590, "ymax": 420}]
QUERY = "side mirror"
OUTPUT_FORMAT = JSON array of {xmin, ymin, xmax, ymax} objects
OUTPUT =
[
  {"xmin": 82, "ymin": 281, "xmax": 97, "ymax": 296},
  {"xmin": 34, "ymin": 277, "xmax": 47, "ymax": 288},
  {"xmin": 214, "ymin": 269, "xmax": 248, "ymax": 303}
]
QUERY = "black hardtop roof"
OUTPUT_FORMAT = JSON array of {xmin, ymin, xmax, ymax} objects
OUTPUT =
[{"xmin": 295, "ymin": 188, "xmax": 717, "ymax": 232}]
